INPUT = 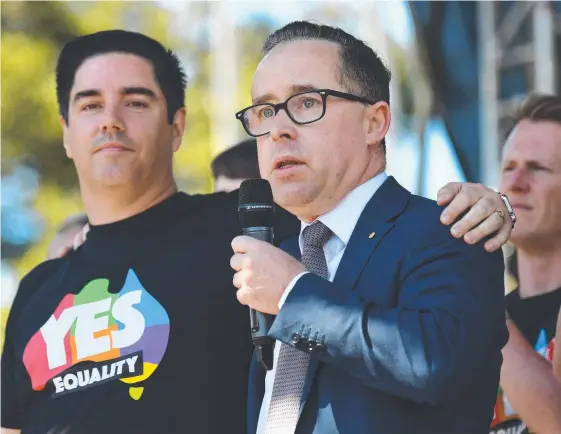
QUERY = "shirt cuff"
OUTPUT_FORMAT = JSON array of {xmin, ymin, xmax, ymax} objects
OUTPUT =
[{"xmin": 278, "ymin": 272, "xmax": 309, "ymax": 309}]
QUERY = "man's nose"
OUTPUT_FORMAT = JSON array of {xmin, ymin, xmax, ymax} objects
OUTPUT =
[
  {"xmin": 269, "ymin": 109, "xmax": 297, "ymax": 142},
  {"xmin": 98, "ymin": 106, "xmax": 125, "ymax": 133},
  {"xmin": 504, "ymin": 168, "xmax": 530, "ymax": 193}
]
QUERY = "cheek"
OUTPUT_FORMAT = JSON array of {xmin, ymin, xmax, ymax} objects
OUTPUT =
[
  {"xmin": 545, "ymin": 186, "xmax": 561, "ymax": 212},
  {"xmin": 299, "ymin": 129, "xmax": 341, "ymax": 173},
  {"xmin": 317, "ymin": 113, "xmax": 363, "ymax": 165},
  {"xmin": 498, "ymin": 175, "xmax": 509, "ymax": 191},
  {"xmin": 65, "ymin": 117, "xmax": 99, "ymax": 149},
  {"xmin": 256, "ymin": 142, "xmax": 271, "ymax": 177},
  {"xmin": 132, "ymin": 118, "xmax": 169, "ymax": 150},
  {"xmin": 64, "ymin": 131, "xmax": 89, "ymax": 160}
]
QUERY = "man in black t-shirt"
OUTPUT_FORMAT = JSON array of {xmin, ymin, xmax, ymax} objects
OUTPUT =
[
  {"xmin": 490, "ymin": 94, "xmax": 561, "ymax": 434},
  {"xmin": 1, "ymin": 30, "xmax": 515, "ymax": 434}
]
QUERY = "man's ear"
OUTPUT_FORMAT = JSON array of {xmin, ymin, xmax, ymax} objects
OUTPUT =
[
  {"xmin": 60, "ymin": 115, "xmax": 73, "ymax": 159},
  {"xmin": 364, "ymin": 101, "xmax": 391, "ymax": 147},
  {"xmin": 171, "ymin": 107, "xmax": 186, "ymax": 152}
]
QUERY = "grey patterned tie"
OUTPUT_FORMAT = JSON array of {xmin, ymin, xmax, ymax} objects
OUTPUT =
[{"xmin": 264, "ymin": 221, "xmax": 333, "ymax": 434}]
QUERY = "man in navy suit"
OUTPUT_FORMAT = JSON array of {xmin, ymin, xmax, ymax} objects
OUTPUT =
[{"xmin": 230, "ymin": 21, "xmax": 509, "ymax": 434}]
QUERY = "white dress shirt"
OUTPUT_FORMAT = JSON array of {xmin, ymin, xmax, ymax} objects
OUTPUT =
[{"xmin": 256, "ymin": 171, "xmax": 388, "ymax": 433}]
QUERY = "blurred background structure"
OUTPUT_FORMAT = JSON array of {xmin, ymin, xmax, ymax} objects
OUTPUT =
[{"xmin": 1, "ymin": 1, "xmax": 560, "ymax": 335}]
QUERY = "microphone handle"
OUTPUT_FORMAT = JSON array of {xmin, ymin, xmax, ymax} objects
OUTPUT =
[
  {"xmin": 243, "ymin": 226, "xmax": 273, "ymax": 243},
  {"xmin": 242, "ymin": 226, "xmax": 275, "ymax": 371}
]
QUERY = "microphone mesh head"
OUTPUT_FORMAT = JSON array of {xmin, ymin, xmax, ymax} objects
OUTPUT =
[{"xmin": 238, "ymin": 179, "xmax": 274, "ymax": 228}]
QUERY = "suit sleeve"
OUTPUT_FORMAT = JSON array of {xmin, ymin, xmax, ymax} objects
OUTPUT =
[{"xmin": 268, "ymin": 225, "xmax": 507, "ymax": 405}]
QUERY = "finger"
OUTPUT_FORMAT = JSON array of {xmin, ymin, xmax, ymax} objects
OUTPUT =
[
  {"xmin": 462, "ymin": 210, "xmax": 504, "ymax": 245},
  {"xmin": 484, "ymin": 223, "xmax": 511, "ymax": 252},
  {"xmin": 233, "ymin": 271, "xmax": 243, "ymax": 289},
  {"xmin": 449, "ymin": 195, "xmax": 496, "ymax": 238},
  {"xmin": 230, "ymin": 253, "xmax": 245, "ymax": 272},
  {"xmin": 231, "ymin": 235, "xmax": 256, "ymax": 253},
  {"xmin": 496, "ymin": 193, "xmax": 515, "ymax": 226},
  {"xmin": 56, "ymin": 246, "xmax": 71, "ymax": 258},
  {"xmin": 437, "ymin": 182, "xmax": 462, "ymax": 206},
  {"xmin": 82, "ymin": 223, "xmax": 90, "ymax": 239},
  {"xmin": 236, "ymin": 286, "xmax": 251, "ymax": 305},
  {"xmin": 73, "ymin": 232, "xmax": 83, "ymax": 251},
  {"xmin": 440, "ymin": 185, "xmax": 478, "ymax": 225}
]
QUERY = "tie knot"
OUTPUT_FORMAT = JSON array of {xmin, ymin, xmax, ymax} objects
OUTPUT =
[{"xmin": 302, "ymin": 221, "xmax": 333, "ymax": 250}]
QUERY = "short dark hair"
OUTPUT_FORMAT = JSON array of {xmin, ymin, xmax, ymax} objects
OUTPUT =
[
  {"xmin": 515, "ymin": 93, "xmax": 561, "ymax": 125},
  {"xmin": 211, "ymin": 138, "xmax": 260, "ymax": 180},
  {"xmin": 262, "ymin": 21, "xmax": 391, "ymax": 151},
  {"xmin": 56, "ymin": 29, "xmax": 187, "ymax": 125}
]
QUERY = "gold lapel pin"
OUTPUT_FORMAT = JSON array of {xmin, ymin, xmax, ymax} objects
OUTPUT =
[{"xmin": 369, "ymin": 232, "xmax": 376, "ymax": 239}]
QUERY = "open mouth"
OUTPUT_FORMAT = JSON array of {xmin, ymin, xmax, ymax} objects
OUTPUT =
[{"xmin": 274, "ymin": 158, "xmax": 305, "ymax": 172}]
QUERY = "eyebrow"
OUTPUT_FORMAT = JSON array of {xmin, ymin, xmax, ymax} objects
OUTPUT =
[
  {"xmin": 72, "ymin": 87, "xmax": 157, "ymax": 104},
  {"xmin": 252, "ymin": 84, "xmax": 318, "ymax": 105},
  {"xmin": 503, "ymin": 159, "xmax": 553, "ymax": 170}
]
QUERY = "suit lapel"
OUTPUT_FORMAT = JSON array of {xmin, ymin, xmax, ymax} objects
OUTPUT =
[
  {"xmin": 275, "ymin": 178, "xmax": 411, "ymax": 422},
  {"xmin": 279, "ymin": 234, "xmax": 301, "ymax": 260},
  {"xmin": 332, "ymin": 176, "xmax": 410, "ymax": 292},
  {"xmin": 295, "ymin": 177, "xmax": 411, "ymax": 416}
]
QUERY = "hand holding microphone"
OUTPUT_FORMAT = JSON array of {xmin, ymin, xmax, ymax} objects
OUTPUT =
[{"xmin": 233, "ymin": 179, "xmax": 306, "ymax": 369}]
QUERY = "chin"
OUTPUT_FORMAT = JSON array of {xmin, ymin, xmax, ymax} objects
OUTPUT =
[
  {"xmin": 509, "ymin": 228, "xmax": 536, "ymax": 247},
  {"xmin": 272, "ymin": 183, "xmax": 316, "ymax": 210},
  {"xmin": 93, "ymin": 167, "xmax": 135, "ymax": 187}
]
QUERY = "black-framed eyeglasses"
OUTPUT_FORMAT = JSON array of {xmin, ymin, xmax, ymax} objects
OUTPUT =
[{"xmin": 234, "ymin": 89, "xmax": 376, "ymax": 137}]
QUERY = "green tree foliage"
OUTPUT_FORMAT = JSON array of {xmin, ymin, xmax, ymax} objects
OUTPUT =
[{"xmin": 234, "ymin": 20, "xmax": 275, "ymax": 109}]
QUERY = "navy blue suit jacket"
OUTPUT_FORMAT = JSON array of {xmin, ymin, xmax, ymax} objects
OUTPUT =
[{"xmin": 248, "ymin": 177, "xmax": 507, "ymax": 434}]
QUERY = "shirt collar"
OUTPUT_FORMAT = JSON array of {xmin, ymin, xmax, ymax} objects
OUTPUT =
[{"xmin": 299, "ymin": 171, "xmax": 388, "ymax": 248}]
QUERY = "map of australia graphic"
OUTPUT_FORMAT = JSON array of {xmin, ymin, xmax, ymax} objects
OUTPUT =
[{"xmin": 23, "ymin": 269, "xmax": 170, "ymax": 400}]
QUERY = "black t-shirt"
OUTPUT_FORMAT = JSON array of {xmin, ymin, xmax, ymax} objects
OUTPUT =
[
  {"xmin": 489, "ymin": 287, "xmax": 561, "ymax": 434},
  {"xmin": 1, "ymin": 191, "xmax": 299, "ymax": 434}
]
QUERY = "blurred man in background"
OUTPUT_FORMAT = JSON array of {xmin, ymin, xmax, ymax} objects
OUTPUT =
[
  {"xmin": 211, "ymin": 138, "xmax": 260, "ymax": 192},
  {"xmin": 490, "ymin": 93, "xmax": 561, "ymax": 434},
  {"xmin": 46, "ymin": 213, "xmax": 88, "ymax": 259}
]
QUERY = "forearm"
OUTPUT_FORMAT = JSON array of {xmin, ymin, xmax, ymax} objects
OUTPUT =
[
  {"xmin": 500, "ymin": 319, "xmax": 561, "ymax": 433},
  {"xmin": 271, "ymin": 273, "xmax": 492, "ymax": 405},
  {"xmin": 1, "ymin": 429, "xmax": 21, "ymax": 434}
]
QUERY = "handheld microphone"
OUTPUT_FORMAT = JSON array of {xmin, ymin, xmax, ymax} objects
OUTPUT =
[{"xmin": 238, "ymin": 179, "xmax": 275, "ymax": 371}]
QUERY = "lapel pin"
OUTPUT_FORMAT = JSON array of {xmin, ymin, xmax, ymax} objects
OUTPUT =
[{"xmin": 369, "ymin": 232, "xmax": 376, "ymax": 239}]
